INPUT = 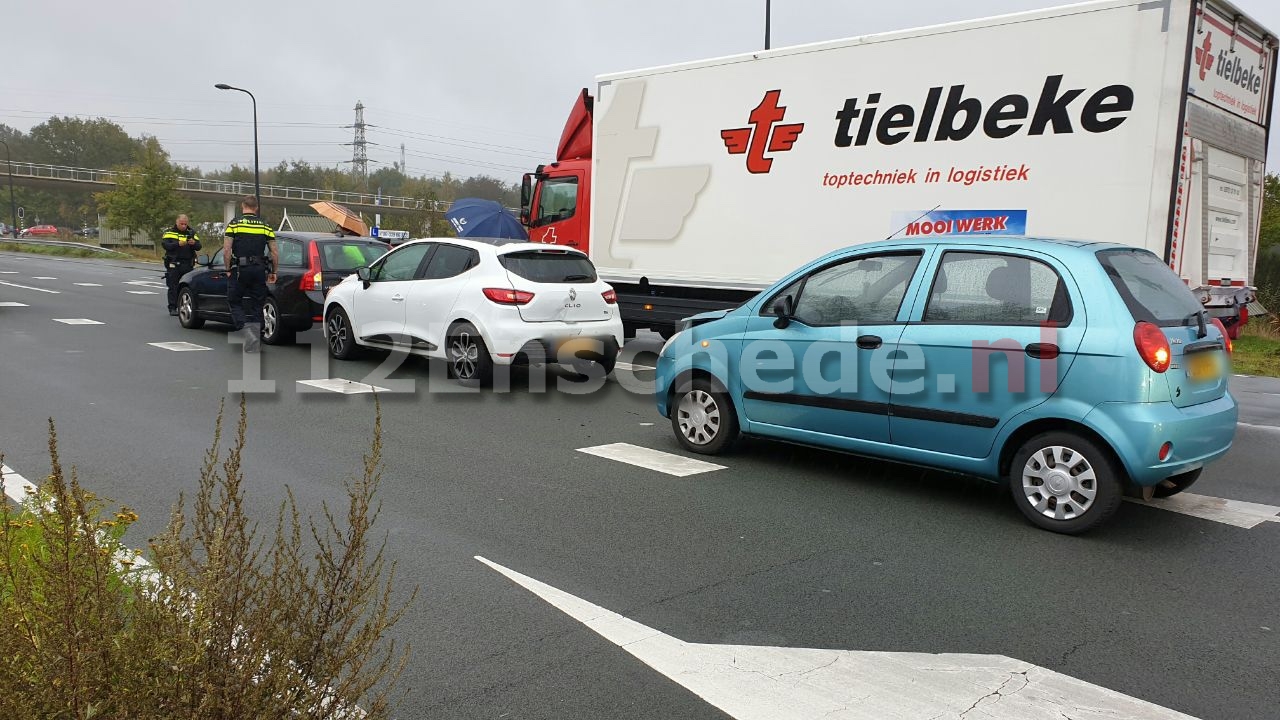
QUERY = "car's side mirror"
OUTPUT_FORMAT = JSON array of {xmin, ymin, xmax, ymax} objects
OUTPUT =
[
  {"xmin": 356, "ymin": 266, "xmax": 371, "ymax": 288},
  {"xmin": 772, "ymin": 294, "xmax": 794, "ymax": 329},
  {"xmin": 197, "ymin": 253, "xmax": 210, "ymax": 266}
]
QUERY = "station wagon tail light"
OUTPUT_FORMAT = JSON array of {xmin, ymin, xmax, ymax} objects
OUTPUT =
[
  {"xmin": 482, "ymin": 287, "xmax": 535, "ymax": 305},
  {"xmin": 299, "ymin": 242, "xmax": 323, "ymax": 292},
  {"xmin": 602, "ymin": 289, "xmax": 617, "ymax": 304},
  {"xmin": 1133, "ymin": 321, "xmax": 1171, "ymax": 373},
  {"xmin": 1210, "ymin": 317, "xmax": 1232, "ymax": 355}
]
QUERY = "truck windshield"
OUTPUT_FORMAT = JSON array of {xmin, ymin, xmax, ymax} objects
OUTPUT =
[
  {"xmin": 1096, "ymin": 249, "xmax": 1202, "ymax": 326},
  {"xmin": 534, "ymin": 177, "xmax": 578, "ymax": 226},
  {"xmin": 500, "ymin": 251, "xmax": 597, "ymax": 283}
]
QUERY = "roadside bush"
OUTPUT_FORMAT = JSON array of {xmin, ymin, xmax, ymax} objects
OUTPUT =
[
  {"xmin": 1255, "ymin": 246, "xmax": 1280, "ymax": 322},
  {"xmin": 0, "ymin": 399, "xmax": 414, "ymax": 719}
]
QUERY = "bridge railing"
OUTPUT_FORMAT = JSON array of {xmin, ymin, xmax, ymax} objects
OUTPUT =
[{"xmin": 4, "ymin": 161, "xmax": 449, "ymax": 212}]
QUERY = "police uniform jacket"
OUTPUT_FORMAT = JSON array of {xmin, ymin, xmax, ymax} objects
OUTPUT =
[
  {"xmin": 224, "ymin": 214, "xmax": 275, "ymax": 268},
  {"xmin": 161, "ymin": 225, "xmax": 201, "ymax": 263}
]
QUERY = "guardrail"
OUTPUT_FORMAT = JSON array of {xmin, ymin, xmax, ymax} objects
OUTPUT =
[
  {"xmin": 0, "ymin": 237, "xmax": 127, "ymax": 255},
  {"xmin": 4, "ymin": 162, "xmax": 447, "ymax": 212}
]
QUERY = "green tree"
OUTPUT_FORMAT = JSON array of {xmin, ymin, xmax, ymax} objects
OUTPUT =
[
  {"xmin": 1260, "ymin": 173, "xmax": 1279, "ymax": 252},
  {"xmin": 27, "ymin": 117, "xmax": 144, "ymax": 169},
  {"xmin": 95, "ymin": 139, "xmax": 182, "ymax": 249}
]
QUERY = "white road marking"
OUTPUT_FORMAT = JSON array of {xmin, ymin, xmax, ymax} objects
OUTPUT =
[
  {"xmin": 74, "ymin": 282, "xmax": 103, "ymax": 287},
  {"xmin": 297, "ymin": 378, "xmax": 389, "ymax": 394},
  {"xmin": 1128, "ymin": 493, "xmax": 1280, "ymax": 529},
  {"xmin": 30, "ymin": 276, "xmax": 57, "ymax": 280},
  {"xmin": 0, "ymin": 301, "xmax": 29, "ymax": 307},
  {"xmin": 0, "ymin": 280, "xmax": 60, "ymax": 294},
  {"xmin": 0, "ymin": 270, "xmax": 18, "ymax": 274},
  {"xmin": 53, "ymin": 318, "xmax": 104, "ymax": 325},
  {"xmin": 148, "ymin": 341, "xmax": 211, "ymax": 352},
  {"xmin": 615, "ymin": 361, "xmax": 656, "ymax": 371},
  {"xmin": 1238, "ymin": 422, "xmax": 1280, "ymax": 434},
  {"xmin": 477, "ymin": 556, "xmax": 1195, "ymax": 720},
  {"xmin": 127, "ymin": 290, "xmax": 158, "ymax": 295},
  {"xmin": 123, "ymin": 280, "xmax": 167, "ymax": 289},
  {"xmin": 577, "ymin": 443, "xmax": 725, "ymax": 477},
  {"xmin": 1, "ymin": 464, "xmax": 38, "ymax": 503}
]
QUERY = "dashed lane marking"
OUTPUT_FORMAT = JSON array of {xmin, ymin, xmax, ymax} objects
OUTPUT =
[
  {"xmin": 1238, "ymin": 422, "xmax": 1280, "ymax": 433},
  {"xmin": 0, "ymin": 280, "xmax": 60, "ymax": 294},
  {"xmin": 1, "ymin": 464, "xmax": 38, "ymax": 503},
  {"xmin": 0, "ymin": 270, "xmax": 18, "ymax": 274},
  {"xmin": 0, "ymin": 302, "xmax": 29, "ymax": 307},
  {"xmin": 615, "ymin": 361, "xmax": 656, "ymax": 371},
  {"xmin": 297, "ymin": 378, "xmax": 390, "ymax": 394},
  {"xmin": 127, "ymin": 290, "xmax": 158, "ymax": 295},
  {"xmin": 1128, "ymin": 493, "xmax": 1280, "ymax": 529},
  {"xmin": 53, "ymin": 318, "xmax": 104, "ymax": 325},
  {"xmin": 577, "ymin": 442, "xmax": 725, "ymax": 477},
  {"xmin": 74, "ymin": 282, "xmax": 103, "ymax": 287},
  {"xmin": 148, "ymin": 341, "xmax": 211, "ymax": 352},
  {"xmin": 477, "ymin": 556, "xmax": 1197, "ymax": 720},
  {"xmin": 30, "ymin": 276, "xmax": 57, "ymax": 280}
]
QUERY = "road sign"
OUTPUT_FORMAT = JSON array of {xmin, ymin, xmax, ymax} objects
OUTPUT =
[{"xmin": 370, "ymin": 226, "xmax": 379, "ymax": 238}]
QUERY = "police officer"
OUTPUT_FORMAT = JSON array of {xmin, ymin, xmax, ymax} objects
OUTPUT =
[
  {"xmin": 223, "ymin": 195, "xmax": 279, "ymax": 353},
  {"xmin": 161, "ymin": 214, "xmax": 200, "ymax": 316}
]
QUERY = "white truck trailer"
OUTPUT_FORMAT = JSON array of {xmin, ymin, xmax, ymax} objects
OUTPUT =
[{"xmin": 520, "ymin": 0, "xmax": 1276, "ymax": 338}]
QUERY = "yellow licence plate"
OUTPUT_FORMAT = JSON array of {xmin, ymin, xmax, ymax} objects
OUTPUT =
[{"xmin": 1186, "ymin": 351, "xmax": 1221, "ymax": 382}]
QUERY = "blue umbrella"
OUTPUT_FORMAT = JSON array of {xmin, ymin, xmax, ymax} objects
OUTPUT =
[{"xmin": 445, "ymin": 197, "xmax": 528, "ymax": 240}]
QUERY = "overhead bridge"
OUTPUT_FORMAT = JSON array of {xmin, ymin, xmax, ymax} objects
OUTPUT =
[{"xmin": 5, "ymin": 161, "xmax": 445, "ymax": 216}]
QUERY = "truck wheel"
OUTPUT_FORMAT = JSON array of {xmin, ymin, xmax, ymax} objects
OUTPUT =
[
  {"xmin": 1009, "ymin": 431, "xmax": 1123, "ymax": 534},
  {"xmin": 670, "ymin": 378, "xmax": 739, "ymax": 455},
  {"xmin": 1153, "ymin": 468, "xmax": 1201, "ymax": 498}
]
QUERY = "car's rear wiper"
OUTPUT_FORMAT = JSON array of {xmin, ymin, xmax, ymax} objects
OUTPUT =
[
  {"xmin": 1184, "ymin": 309, "xmax": 1207, "ymax": 339},
  {"xmin": 562, "ymin": 274, "xmax": 593, "ymax": 281}
]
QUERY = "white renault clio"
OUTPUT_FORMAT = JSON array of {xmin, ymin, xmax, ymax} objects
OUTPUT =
[{"xmin": 323, "ymin": 238, "xmax": 624, "ymax": 383}]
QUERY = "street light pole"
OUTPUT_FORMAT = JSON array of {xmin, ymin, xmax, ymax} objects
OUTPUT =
[
  {"xmin": 765, "ymin": 0, "xmax": 771, "ymax": 50},
  {"xmin": 214, "ymin": 83, "xmax": 260, "ymax": 213},
  {"xmin": 0, "ymin": 139, "xmax": 17, "ymax": 239}
]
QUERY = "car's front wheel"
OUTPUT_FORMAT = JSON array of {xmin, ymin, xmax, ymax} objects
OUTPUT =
[
  {"xmin": 448, "ymin": 322, "xmax": 493, "ymax": 386},
  {"xmin": 1009, "ymin": 431, "xmax": 1123, "ymax": 534},
  {"xmin": 326, "ymin": 306, "xmax": 359, "ymax": 360},
  {"xmin": 670, "ymin": 378, "xmax": 739, "ymax": 455},
  {"xmin": 177, "ymin": 287, "xmax": 204, "ymax": 329}
]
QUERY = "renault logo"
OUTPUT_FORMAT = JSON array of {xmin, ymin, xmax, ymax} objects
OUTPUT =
[{"xmin": 568, "ymin": 288, "xmax": 577, "ymax": 301}]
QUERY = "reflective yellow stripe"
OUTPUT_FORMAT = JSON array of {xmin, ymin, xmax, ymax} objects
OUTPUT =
[
  {"xmin": 162, "ymin": 232, "xmax": 184, "ymax": 240},
  {"xmin": 228, "ymin": 224, "xmax": 274, "ymax": 236}
]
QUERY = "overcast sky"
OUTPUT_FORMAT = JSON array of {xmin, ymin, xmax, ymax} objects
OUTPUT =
[{"xmin": 3, "ymin": 0, "xmax": 1277, "ymax": 185}]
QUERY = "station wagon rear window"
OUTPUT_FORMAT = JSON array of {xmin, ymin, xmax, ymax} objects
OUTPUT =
[
  {"xmin": 320, "ymin": 242, "xmax": 387, "ymax": 271},
  {"xmin": 1096, "ymin": 249, "xmax": 1202, "ymax": 326},
  {"xmin": 500, "ymin": 251, "xmax": 597, "ymax": 283}
]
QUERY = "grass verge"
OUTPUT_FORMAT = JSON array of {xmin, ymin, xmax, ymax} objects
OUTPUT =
[{"xmin": 1233, "ymin": 318, "xmax": 1280, "ymax": 377}]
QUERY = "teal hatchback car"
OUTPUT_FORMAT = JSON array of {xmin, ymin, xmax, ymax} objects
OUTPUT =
[{"xmin": 655, "ymin": 238, "xmax": 1238, "ymax": 534}]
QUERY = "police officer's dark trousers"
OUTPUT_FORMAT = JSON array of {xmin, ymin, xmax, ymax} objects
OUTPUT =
[
  {"xmin": 165, "ymin": 259, "xmax": 193, "ymax": 312},
  {"xmin": 227, "ymin": 264, "xmax": 268, "ymax": 331}
]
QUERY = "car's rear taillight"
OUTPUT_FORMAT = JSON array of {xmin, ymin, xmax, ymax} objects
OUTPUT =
[
  {"xmin": 299, "ymin": 242, "xmax": 323, "ymax": 292},
  {"xmin": 1210, "ymin": 317, "xmax": 1233, "ymax": 355},
  {"xmin": 602, "ymin": 289, "xmax": 617, "ymax": 304},
  {"xmin": 483, "ymin": 287, "xmax": 535, "ymax": 305},
  {"xmin": 1134, "ymin": 321, "xmax": 1171, "ymax": 373}
]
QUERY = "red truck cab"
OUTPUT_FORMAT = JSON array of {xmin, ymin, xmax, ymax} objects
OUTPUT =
[{"xmin": 521, "ymin": 90, "xmax": 593, "ymax": 253}]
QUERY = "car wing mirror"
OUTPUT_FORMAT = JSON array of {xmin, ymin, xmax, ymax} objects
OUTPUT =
[
  {"xmin": 772, "ymin": 294, "xmax": 794, "ymax": 329},
  {"xmin": 196, "ymin": 253, "xmax": 211, "ymax": 266},
  {"xmin": 356, "ymin": 266, "xmax": 371, "ymax": 288}
]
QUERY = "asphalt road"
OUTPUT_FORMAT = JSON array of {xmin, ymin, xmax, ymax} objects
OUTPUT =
[{"xmin": 2, "ymin": 251, "xmax": 1278, "ymax": 719}]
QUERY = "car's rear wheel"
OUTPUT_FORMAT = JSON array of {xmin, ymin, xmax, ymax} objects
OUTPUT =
[
  {"xmin": 448, "ymin": 322, "xmax": 493, "ymax": 386},
  {"xmin": 326, "ymin": 307, "xmax": 358, "ymax": 360},
  {"xmin": 670, "ymin": 378, "xmax": 739, "ymax": 455},
  {"xmin": 262, "ymin": 298, "xmax": 295, "ymax": 345},
  {"xmin": 177, "ymin": 287, "xmax": 204, "ymax": 329},
  {"xmin": 1153, "ymin": 468, "xmax": 1202, "ymax": 498},
  {"xmin": 1009, "ymin": 431, "xmax": 1123, "ymax": 534}
]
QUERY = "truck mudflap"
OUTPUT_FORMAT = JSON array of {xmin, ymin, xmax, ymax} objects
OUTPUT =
[{"xmin": 1197, "ymin": 284, "xmax": 1256, "ymax": 339}]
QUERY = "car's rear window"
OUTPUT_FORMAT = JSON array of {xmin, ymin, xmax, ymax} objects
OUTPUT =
[
  {"xmin": 319, "ymin": 241, "xmax": 388, "ymax": 271},
  {"xmin": 1096, "ymin": 249, "xmax": 1202, "ymax": 326},
  {"xmin": 499, "ymin": 251, "xmax": 597, "ymax": 283}
]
